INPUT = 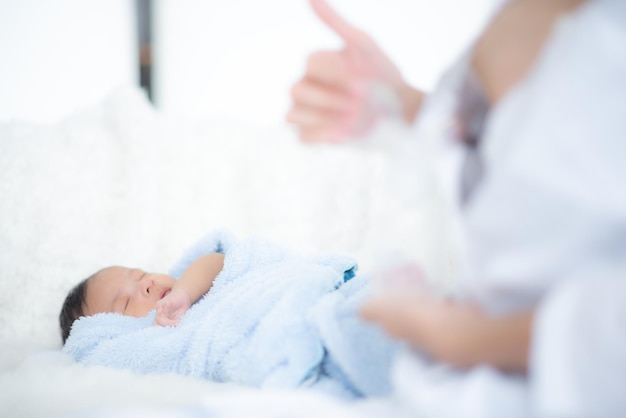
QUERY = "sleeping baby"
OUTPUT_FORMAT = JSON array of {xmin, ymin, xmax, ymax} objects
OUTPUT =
[{"xmin": 60, "ymin": 230, "xmax": 397, "ymax": 399}]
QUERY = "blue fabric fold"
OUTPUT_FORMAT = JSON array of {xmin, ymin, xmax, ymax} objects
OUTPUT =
[{"xmin": 63, "ymin": 230, "xmax": 397, "ymax": 397}]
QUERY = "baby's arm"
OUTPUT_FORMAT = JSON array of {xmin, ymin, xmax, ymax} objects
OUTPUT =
[{"xmin": 155, "ymin": 253, "xmax": 225, "ymax": 326}]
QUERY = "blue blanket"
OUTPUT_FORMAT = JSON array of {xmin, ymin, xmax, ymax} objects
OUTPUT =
[{"xmin": 63, "ymin": 231, "xmax": 397, "ymax": 398}]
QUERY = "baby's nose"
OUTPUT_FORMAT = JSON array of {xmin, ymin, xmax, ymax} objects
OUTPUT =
[{"xmin": 141, "ymin": 276, "xmax": 154, "ymax": 296}]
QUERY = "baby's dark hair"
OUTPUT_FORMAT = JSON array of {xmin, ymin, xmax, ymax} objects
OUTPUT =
[{"xmin": 59, "ymin": 275, "xmax": 92, "ymax": 344}]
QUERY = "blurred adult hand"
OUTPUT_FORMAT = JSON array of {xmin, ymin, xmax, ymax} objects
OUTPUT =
[
  {"xmin": 287, "ymin": 0, "xmax": 424, "ymax": 143},
  {"xmin": 360, "ymin": 294, "xmax": 532, "ymax": 372}
]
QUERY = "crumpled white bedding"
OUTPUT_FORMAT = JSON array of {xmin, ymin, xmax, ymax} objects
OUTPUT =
[{"xmin": 0, "ymin": 86, "xmax": 455, "ymax": 417}]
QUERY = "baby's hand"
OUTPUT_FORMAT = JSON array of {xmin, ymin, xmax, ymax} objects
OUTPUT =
[{"xmin": 155, "ymin": 287, "xmax": 192, "ymax": 326}]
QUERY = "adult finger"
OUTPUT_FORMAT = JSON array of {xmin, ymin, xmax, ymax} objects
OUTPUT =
[
  {"xmin": 304, "ymin": 50, "xmax": 353, "ymax": 87},
  {"xmin": 298, "ymin": 125, "xmax": 347, "ymax": 143},
  {"xmin": 290, "ymin": 79, "xmax": 354, "ymax": 113},
  {"xmin": 359, "ymin": 296, "xmax": 395, "ymax": 322},
  {"xmin": 286, "ymin": 105, "xmax": 345, "ymax": 129}
]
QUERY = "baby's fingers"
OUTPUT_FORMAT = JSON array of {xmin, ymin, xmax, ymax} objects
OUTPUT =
[
  {"xmin": 155, "ymin": 311, "xmax": 179, "ymax": 327},
  {"xmin": 154, "ymin": 303, "xmax": 177, "ymax": 327}
]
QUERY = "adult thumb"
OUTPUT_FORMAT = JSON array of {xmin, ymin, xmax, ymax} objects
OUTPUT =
[{"xmin": 310, "ymin": 0, "xmax": 364, "ymax": 47}]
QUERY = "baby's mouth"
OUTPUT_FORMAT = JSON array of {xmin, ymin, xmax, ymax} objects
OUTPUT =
[{"xmin": 160, "ymin": 289, "xmax": 171, "ymax": 300}]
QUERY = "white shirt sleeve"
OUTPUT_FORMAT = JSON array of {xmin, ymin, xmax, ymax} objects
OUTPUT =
[{"xmin": 530, "ymin": 271, "xmax": 626, "ymax": 416}]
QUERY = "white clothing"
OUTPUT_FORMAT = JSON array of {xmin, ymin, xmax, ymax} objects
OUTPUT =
[{"xmin": 381, "ymin": 0, "xmax": 626, "ymax": 416}]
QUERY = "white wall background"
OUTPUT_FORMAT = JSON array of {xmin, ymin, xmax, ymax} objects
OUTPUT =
[
  {"xmin": 0, "ymin": 0, "xmax": 137, "ymax": 124},
  {"xmin": 153, "ymin": 0, "xmax": 497, "ymax": 126},
  {"xmin": 0, "ymin": 0, "xmax": 497, "ymax": 125}
]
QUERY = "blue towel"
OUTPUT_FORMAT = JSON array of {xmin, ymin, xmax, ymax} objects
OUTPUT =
[{"xmin": 63, "ymin": 231, "xmax": 398, "ymax": 397}]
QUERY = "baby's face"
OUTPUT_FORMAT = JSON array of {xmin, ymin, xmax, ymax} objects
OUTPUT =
[{"xmin": 83, "ymin": 267, "xmax": 176, "ymax": 318}]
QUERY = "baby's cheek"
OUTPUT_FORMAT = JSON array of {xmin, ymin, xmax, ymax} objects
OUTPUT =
[{"xmin": 126, "ymin": 300, "xmax": 157, "ymax": 317}]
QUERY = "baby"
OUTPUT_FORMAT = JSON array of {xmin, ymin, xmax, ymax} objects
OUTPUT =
[
  {"xmin": 59, "ymin": 253, "xmax": 224, "ymax": 344},
  {"xmin": 60, "ymin": 231, "xmax": 397, "ymax": 398}
]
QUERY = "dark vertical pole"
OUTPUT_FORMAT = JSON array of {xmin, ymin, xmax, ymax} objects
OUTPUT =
[{"xmin": 136, "ymin": 0, "xmax": 152, "ymax": 101}]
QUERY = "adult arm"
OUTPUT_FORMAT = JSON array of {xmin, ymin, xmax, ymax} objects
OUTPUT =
[
  {"xmin": 286, "ymin": 0, "xmax": 424, "ymax": 143},
  {"xmin": 155, "ymin": 253, "xmax": 224, "ymax": 326},
  {"xmin": 360, "ymin": 294, "xmax": 533, "ymax": 373},
  {"xmin": 358, "ymin": 0, "xmax": 593, "ymax": 372}
]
